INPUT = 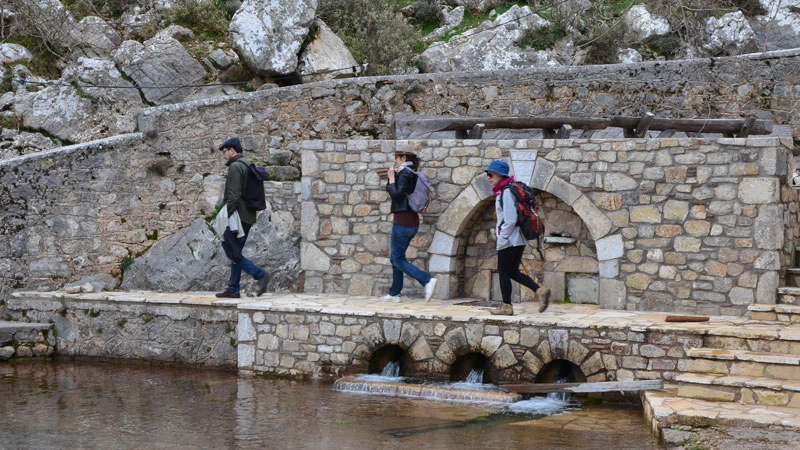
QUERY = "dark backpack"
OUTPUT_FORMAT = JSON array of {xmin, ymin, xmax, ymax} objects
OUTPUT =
[
  {"xmin": 502, "ymin": 181, "xmax": 545, "ymax": 257},
  {"xmin": 407, "ymin": 170, "xmax": 432, "ymax": 213},
  {"xmin": 236, "ymin": 160, "xmax": 269, "ymax": 211}
]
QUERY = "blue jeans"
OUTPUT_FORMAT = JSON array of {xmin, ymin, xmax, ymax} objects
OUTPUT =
[
  {"xmin": 389, "ymin": 224, "xmax": 432, "ymax": 296},
  {"xmin": 227, "ymin": 222, "xmax": 266, "ymax": 293}
]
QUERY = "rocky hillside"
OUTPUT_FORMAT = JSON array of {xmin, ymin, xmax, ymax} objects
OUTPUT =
[{"xmin": 1, "ymin": 0, "xmax": 799, "ymax": 157}]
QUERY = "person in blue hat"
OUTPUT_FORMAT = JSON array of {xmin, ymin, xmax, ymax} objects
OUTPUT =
[
  {"xmin": 382, "ymin": 149, "xmax": 437, "ymax": 302},
  {"xmin": 215, "ymin": 137, "xmax": 270, "ymax": 298},
  {"xmin": 485, "ymin": 159, "xmax": 550, "ymax": 315}
]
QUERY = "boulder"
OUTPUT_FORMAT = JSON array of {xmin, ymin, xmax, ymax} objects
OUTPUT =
[
  {"xmin": 423, "ymin": 6, "xmax": 465, "ymax": 42},
  {"xmin": 70, "ymin": 16, "xmax": 122, "ymax": 59},
  {"xmin": 419, "ymin": 5, "xmax": 550, "ymax": 73},
  {"xmin": 623, "ymin": 5, "xmax": 670, "ymax": 42},
  {"xmin": 121, "ymin": 207, "xmax": 299, "ymax": 293},
  {"xmin": 704, "ymin": 11, "xmax": 758, "ymax": 56},
  {"xmin": 13, "ymin": 84, "xmax": 92, "ymax": 142},
  {"xmin": 298, "ymin": 20, "xmax": 359, "ymax": 83},
  {"xmin": 751, "ymin": 2, "xmax": 800, "ymax": 51},
  {"xmin": 113, "ymin": 35, "xmax": 224, "ymax": 105},
  {"xmin": 229, "ymin": 0, "xmax": 317, "ymax": 76},
  {"xmin": 0, "ymin": 43, "xmax": 33, "ymax": 64}
]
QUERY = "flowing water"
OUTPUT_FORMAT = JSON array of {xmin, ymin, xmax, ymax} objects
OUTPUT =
[{"xmin": 0, "ymin": 360, "xmax": 662, "ymax": 450}]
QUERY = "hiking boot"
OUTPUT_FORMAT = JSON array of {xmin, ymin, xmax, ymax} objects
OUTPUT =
[
  {"xmin": 536, "ymin": 287, "xmax": 551, "ymax": 313},
  {"xmin": 490, "ymin": 303, "xmax": 513, "ymax": 316},
  {"xmin": 256, "ymin": 272, "xmax": 270, "ymax": 296},
  {"xmin": 215, "ymin": 290, "xmax": 240, "ymax": 299},
  {"xmin": 381, "ymin": 294, "xmax": 402, "ymax": 302},
  {"xmin": 424, "ymin": 278, "xmax": 438, "ymax": 302}
]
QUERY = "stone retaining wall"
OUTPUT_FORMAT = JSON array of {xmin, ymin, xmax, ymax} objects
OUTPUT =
[
  {"xmin": 5, "ymin": 293, "xmax": 239, "ymax": 368},
  {"xmin": 300, "ymin": 137, "xmax": 797, "ymax": 315},
  {"xmin": 0, "ymin": 321, "xmax": 55, "ymax": 360},
  {"xmin": 0, "ymin": 134, "xmax": 301, "ymax": 299}
]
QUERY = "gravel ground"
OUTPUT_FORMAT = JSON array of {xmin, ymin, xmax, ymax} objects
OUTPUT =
[{"xmin": 662, "ymin": 425, "xmax": 800, "ymax": 450}]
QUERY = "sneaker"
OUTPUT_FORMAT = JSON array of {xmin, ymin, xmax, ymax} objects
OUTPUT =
[
  {"xmin": 215, "ymin": 290, "xmax": 240, "ymax": 299},
  {"xmin": 536, "ymin": 287, "xmax": 551, "ymax": 313},
  {"xmin": 381, "ymin": 294, "xmax": 402, "ymax": 302},
  {"xmin": 256, "ymin": 272, "xmax": 271, "ymax": 297},
  {"xmin": 490, "ymin": 303, "xmax": 514, "ymax": 315},
  {"xmin": 424, "ymin": 278, "xmax": 438, "ymax": 302}
]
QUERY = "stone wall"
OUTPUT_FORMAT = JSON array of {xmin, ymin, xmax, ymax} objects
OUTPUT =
[
  {"xmin": 0, "ymin": 134, "xmax": 302, "ymax": 300},
  {"xmin": 300, "ymin": 137, "xmax": 797, "ymax": 315},
  {"xmin": 138, "ymin": 49, "xmax": 800, "ymax": 159},
  {"xmin": 5, "ymin": 292, "xmax": 239, "ymax": 367},
  {"xmin": 237, "ymin": 303, "xmax": 703, "ymax": 383}
]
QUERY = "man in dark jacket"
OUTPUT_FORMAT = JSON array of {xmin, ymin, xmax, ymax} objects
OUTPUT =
[{"xmin": 216, "ymin": 137, "xmax": 270, "ymax": 298}]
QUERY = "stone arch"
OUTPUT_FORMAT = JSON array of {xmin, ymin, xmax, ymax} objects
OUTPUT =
[
  {"xmin": 426, "ymin": 150, "xmax": 626, "ymax": 305},
  {"xmin": 534, "ymin": 332, "xmax": 608, "ymax": 383}
]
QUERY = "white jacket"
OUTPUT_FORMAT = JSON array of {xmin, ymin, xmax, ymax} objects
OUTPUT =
[{"xmin": 495, "ymin": 188, "xmax": 527, "ymax": 250}]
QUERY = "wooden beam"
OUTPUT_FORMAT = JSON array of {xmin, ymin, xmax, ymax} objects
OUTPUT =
[
  {"xmin": 556, "ymin": 124, "xmax": 572, "ymax": 139},
  {"xmin": 500, "ymin": 380, "xmax": 664, "ymax": 394},
  {"xmin": 391, "ymin": 114, "xmax": 774, "ymax": 138}
]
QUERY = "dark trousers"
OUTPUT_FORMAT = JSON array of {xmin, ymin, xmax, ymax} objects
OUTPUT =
[{"xmin": 497, "ymin": 245, "xmax": 539, "ymax": 304}]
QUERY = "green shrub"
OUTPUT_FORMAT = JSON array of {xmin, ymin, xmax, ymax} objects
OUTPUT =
[
  {"xmin": 317, "ymin": 0, "xmax": 420, "ymax": 75},
  {"xmin": 163, "ymin": 0, "xmax": 231, "ymax": 40},
  {"xmin": 520, "ymin": 22, "xmax": 567, "ymax": 50},
  {"xmin": 64, "ymin": 0, "xmax": 130, "ymax": 20}
]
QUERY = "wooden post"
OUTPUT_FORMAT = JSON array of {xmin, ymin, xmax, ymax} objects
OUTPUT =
[
  {"xmin": 469, "ymin": 123, "xmax": 485, "ymax": 138},
  {"xmin": 623, "ymin": 112, "xmax": 654, "ymax": 138},
  {"xmin": 736, "ymin": 116, "xmax": 756, "ymax": 138},
  {"xmin": 556, "ymin": 124, "xmax": 572, "ymax": 139}
]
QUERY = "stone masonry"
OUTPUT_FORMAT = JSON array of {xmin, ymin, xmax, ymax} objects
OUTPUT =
[{"xmin": 300, "ymin": 137, "xmax": 797, "ymax": 315}]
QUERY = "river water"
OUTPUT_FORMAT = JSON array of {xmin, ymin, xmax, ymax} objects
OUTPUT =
[{"xmin": 0, "ymin": 360, "xmax": 662, "ymax": 449}]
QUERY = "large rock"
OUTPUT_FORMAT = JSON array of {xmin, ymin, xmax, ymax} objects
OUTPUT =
[
  {"xmin": 229, "ymin": 0, "xmax": 317, "ymax": 76},
  {"xmin": 0, "ymin": 43, "xmax": 33, "ymax": 64},
  {"xmin": 419, "ymin": 5, "xmax": 550, "ymax": 73},
  {"xmin": 113, "ymin": 35, "xmax": 224, "ymax": 105},
  {"xmin": 623, "ymin": 5, "xmax": 670, "ymax": 42},
  {"xmin": 70, "ymin": 16, "xmax": 122, "ymax": 59},
  {"xmin": 298, "ymin": 20, "xmax": 358, "ymax": 83},
  {"xmin": 0, "ymin": 128, "xmax": 59, "ymax": 161},
  {"xmin": 751, "ymin": 0, "xmax": 800, "ymax": 51},
  {"xmin": 121, "ymin": 206, "xmax": 300, "ymax": 293},
  {"xmin": 13, "ymin": 84, "xmax": 92, "ymax": 142},
  {"xmin": 703, "ymin": 11, "xmax": 758, "ymax": 56}
]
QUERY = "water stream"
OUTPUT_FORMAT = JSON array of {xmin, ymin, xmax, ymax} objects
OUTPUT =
[{"xmin": 0, "ymin": 360, "xmax": 662, "ymax": 449}]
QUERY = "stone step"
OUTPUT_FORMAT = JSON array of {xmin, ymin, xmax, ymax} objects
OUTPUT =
[
  {"xmin": 645, "ymin": 387, "xmax": 800, "ymax": 431},
  {"xmin": 687, "ymin": 347, "xmax": 800, "ymax": 380},
  {"xmin": 675, "ymin": 372, "xmax": 800, "ymax": 407},
  {"xmin": 777, "ymin": 285, "xmax": 800, "ymax": 305},
  {"xmin": 687, "ymin": 347, "xmax": 800, "ymax": 364},
  {"xmin": 749, "ymin": 302, "xmax": 800, "ymax": 322}
]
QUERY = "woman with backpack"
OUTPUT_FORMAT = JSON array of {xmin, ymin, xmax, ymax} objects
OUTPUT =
[
  {"xmin": 382, "ymin": 150, "xmax": 437, "ymax": 303},
  {"xmin": 485, "ymin": 159, "xmax": 550, "ymax": 316}
]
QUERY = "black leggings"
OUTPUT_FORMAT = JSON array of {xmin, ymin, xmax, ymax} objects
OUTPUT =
[{"xmin": 497, "ymin": 245, "xmax": 540, "ymax": 304}]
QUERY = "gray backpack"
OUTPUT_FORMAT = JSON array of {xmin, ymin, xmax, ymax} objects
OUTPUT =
[{"xmin": 408, "ymin": 170, "xmax": 432, "ymax": 213}]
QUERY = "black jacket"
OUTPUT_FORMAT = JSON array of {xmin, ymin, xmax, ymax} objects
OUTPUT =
[{"xmin": 387, "ymin": 168, "xmax": 417, "ymax": 213}]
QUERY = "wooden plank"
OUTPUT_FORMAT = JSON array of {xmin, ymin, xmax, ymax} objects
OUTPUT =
[
  {"xmin": 665, "ymin": 315, "xmax": 709, "ymax": 322},
  {"xmin": 500, "ymin": 380, "xmax": 664, "ymax": 394},
  {"xmin": 610, "ymin": 116, "xmax": 772, "ymax": 135}
]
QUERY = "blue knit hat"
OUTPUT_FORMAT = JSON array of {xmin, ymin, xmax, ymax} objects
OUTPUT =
[
  {"xmin": 485, "ymin": 159, "xmax": 510, "ymax": 177},
  {"xmin": 219, "ymin": 137, "xmax": 242, "ymax": 153}
]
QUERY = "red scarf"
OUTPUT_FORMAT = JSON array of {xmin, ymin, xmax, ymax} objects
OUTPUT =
[{"xmin": 492, "ymin": 176, "xmax": 515, "ymax": 195}]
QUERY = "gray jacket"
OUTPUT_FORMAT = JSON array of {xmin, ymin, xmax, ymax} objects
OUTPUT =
[{"xmin": 495, "ymin": 187, "xmax": 527, "ymax": 250}]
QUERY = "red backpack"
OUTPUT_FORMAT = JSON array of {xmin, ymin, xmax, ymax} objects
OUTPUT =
[{"xmin": 502, "ymin": 181, "xmax": 545, "ymax": 257}]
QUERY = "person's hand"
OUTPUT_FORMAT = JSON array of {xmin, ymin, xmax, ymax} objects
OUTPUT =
[{"xmin": 387, "ymin": 167, "xmax": 396, "ymax": 183}]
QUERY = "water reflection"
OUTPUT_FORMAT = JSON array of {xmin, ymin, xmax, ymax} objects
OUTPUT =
[{"xmin": 0, "ymin": 360, "xmax": 662, "ymax": 450}]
